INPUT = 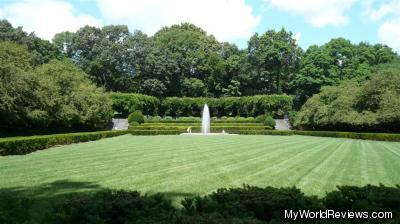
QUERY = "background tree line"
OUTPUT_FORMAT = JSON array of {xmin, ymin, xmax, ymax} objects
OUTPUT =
[
  {"xmin": 1, "ymin": 19, "xmax": 397, "ymax": 102},
  {"xmin": 1, "ymin": 19, "xmax": 399, "ymax": 133}
]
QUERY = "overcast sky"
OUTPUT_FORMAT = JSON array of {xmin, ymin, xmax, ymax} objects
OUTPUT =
[{"xmin": 0, "ymin": 0, "xmax": 399, "ymax": 52}]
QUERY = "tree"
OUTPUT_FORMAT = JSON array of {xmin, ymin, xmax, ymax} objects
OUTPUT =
[
  {"xmin": 246, "ymin": 28, "xmax": 302, "ymax": 94},
  {"xmin": 152, "ymin": 23, "xmax": 227, "ymax": 96},
  {"xmin": 0, "ymin": 41, "xmax": 113, "ymax": 130},
  {"xmin": 0, "ymin": 41, "xmax": 34, "ymax": 127},
  {"xmin": 33, "ymin": 60, "xmax": 113, "ymax": 128},
  {"xmin": 52, "ymin": 31, "xmax": 75, "ymax": 56},
  {"xmin": 295, "ymin": 60, "xmax": 400, "ymax": 132},
  {"xmin": 140, "ymin": 79, "xmax": 167, "ymax": 97},
  {"xmin": 65, "ymin": 25, "xmax": 137, "ymax": 92},
  {"xmin": 0, "ymin": 20, "xmax": 62, "ymax": 65},
  {"xmin": 291, "ymin": 38, "xmax": 396, "ymax": 107},
  {"xmin": 182, "ymin": 78, "xmax": 206, "ymax": 97}
]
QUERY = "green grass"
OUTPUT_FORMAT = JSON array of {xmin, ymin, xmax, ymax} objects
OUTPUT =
[{"xmin": 1, "ymin": 134, "xmax": 400, "ymax": 203}]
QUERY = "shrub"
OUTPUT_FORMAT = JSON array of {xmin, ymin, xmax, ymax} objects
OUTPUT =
[
  {"xmin": 55, "ymin": 190, "xmax": 176, "ymax": 224},
  {"xmin": 324, "ymin": 185, "xmax": 400, "ymax": 213},
  {"xmin": 263, "ymin": 116, "xmax": 276, "ymax": 129},
  {"xmin": 1, "ymin": 184, "xmax": 399, "ymax": 223},
  {"xmin": 255, "ymin": 115, "xmax": 267, "ymax": 123},
  {"xmin": 128, "ymin": 111, "xmax": 145, "ymax": 124}
]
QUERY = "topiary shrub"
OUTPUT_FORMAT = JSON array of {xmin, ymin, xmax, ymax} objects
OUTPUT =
[
  {"xmin": 128, "ymin": 111, "xmax": 145, "ymax": 124},
  {"xmin": 255, "ymin": 115, "xmax": 267, "ymax": 123},
  {"xmin": 264, "ymin": 116, "xmax": 276, "ymax": 129}
]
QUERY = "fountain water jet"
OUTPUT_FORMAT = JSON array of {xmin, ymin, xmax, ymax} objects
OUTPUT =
[
  {"xmin": 180, "ymin": 104, "xmax": 237, "ymax": 135},
  {"xmin": 201, "ymin": 104, "xmax": 210, "ymax": 134}
]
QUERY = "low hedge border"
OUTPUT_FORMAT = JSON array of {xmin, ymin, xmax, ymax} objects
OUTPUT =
[
  {"xmin": 2, "ymin": 130, "xmax": 399, "ymax": 156},
  {"xmin": 130, "ymin": 126, "xmax": 272, "ymax": 131},
  {"xmin": 0, "ymin": 130, "xmax": 131, "ymax": 156},
  {"xmin": 231, "ymin": 130, "xmax": 294, "ymax": 135},
  {"xmin": 141, "ymin": 123, "xmax": 265, "ymax": 126},
  {"xmin": 293, "ymin": 130, "xmax": 400, "ymax": 142},
  {"xmin": 129, "ymin": 130, "xmax": 182, "ymax": 135}
]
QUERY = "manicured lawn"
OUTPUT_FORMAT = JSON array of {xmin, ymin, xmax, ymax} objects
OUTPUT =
[{"xmin": 1, "ymin": 135, "xmax": 400, "ymax": 202}]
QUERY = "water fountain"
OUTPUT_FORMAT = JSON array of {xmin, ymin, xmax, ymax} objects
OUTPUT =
[
  {"xmin": 201, "ymin": 104, "xmax": 210, "ymax": 134},
  {"xmin": 181, "ymin": 104, "xmax": 237, "ymax": 136}
]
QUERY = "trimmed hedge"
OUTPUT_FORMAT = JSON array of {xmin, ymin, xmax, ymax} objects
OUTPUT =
[
  {"xmin": 129, "ymin": 130, "xmax": 182, "ymax": 135},
  {"xmin": 2, "ymin": 129, "xmax": 399, "ymax": 156},
  {"xmin": 130, "ymin": 126, "xmax": 272, "ymax": 132},
  {"xmin": 161, "ymin": 95, "xmax": 293, "ymax": 117},
  {"xmin": 231, "ymin": 130, "xmax": 294, "ymax": 135},
  {"xmin": 110, "ymin": 93, "xmax": 160, "ymax": 116},
  {"xmin": 111, "ymin": 94, "xmax": 293, "ymax": 118},
  {"xmin": 294, "ymin": 130, "xmax": 400, "ymax": 142},
  {"xmin": 141, "ymin": 123, "xmax": 265, "ymax": 126},
  {"xmin": 146, "ymin": 116, "xmax": 263, "ymax": 123},
  {"xmin": 0, "ymin": 130, "xmax": 130, "ymax": 156}
]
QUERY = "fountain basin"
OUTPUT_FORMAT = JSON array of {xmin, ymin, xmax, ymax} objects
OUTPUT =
[{"xmin": 180, "ymin": 133, "xmax": 238, "ymax": 136}]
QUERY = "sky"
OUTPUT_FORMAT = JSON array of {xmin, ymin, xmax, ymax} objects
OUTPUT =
[{"xmin": 0, "ymin": 0, "xmax": 399, "ymax": 52}]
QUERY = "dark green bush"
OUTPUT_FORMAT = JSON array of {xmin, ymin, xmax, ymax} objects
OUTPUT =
[
  {"xmin": 55, "ymin": 190, "xmax": 176, "ymax": 224},
  {"xmin": 181, "ymin": 185, "xmax": 323, "ymax": 222},
  {"xmin": 0, "ymin": 130, "xmax": 130, "ymax": 156},
  {"xmin": 324, "ymin": 185, "xmax": 400, "ymax": 214},
  {"xmin": 263, "ymin": 116, "xmax": 276, "ymax": 129},
  {"xmin": 1, "ymin": 183, "xmax": 399, "ymax": 223},
  {"xmin": 128, "ymin": 111, "xmax": 145, "ymax": 124}
]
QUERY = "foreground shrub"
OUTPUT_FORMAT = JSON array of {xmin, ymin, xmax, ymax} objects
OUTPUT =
[
  {"xmin": 55, "ymin": 190, "xmax": 176, "ymax": 224},
  {"xmin": 2, "ymin": 184, "xmax": 398, "ymax": 223},
  {"xmin": 128, "ymin": 111, "xmax": 145, "ymax": 124},
  {"xmin": 0, "ymin": 130, "xmax": 130, "ymax": 155},
  {"xmin": 324, "ymin": 185, "xmax": 400, "ymax": 215},
  {"xmin": 181, "ymin": 185, "xmax": 323, "ymax": 222}
]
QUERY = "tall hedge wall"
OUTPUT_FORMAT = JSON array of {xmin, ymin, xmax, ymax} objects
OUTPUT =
[
  {"xmin": 111, "ymin": 94, "xmax": 293, "ymax": 118},
  {"xmin": 110, "ymin": 93, "xmax": 160, "ymax": 116}
]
